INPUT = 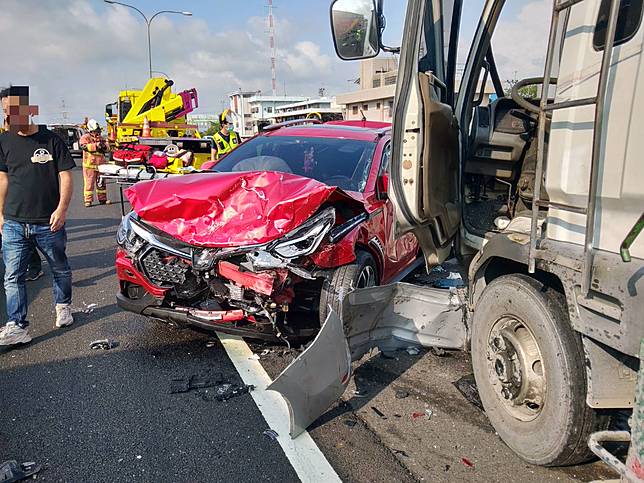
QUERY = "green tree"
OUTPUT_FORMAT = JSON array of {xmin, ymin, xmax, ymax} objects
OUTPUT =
[
  {"xmin": 504, "ymin": 78, "xmax": 538, "ymax": 99},
  {"xmin": 202, "ymin": 121, "xmax": 220, "ymax": 137}
]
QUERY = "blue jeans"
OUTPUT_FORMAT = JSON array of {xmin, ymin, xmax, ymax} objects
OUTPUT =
[{"xmin": 2, "ymin": 220, "xmax": 72, "ymax": 328}]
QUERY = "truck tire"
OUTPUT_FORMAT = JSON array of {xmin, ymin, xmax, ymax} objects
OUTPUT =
[
  {"xmin": 471, "ymin": 274, "xmax": 606, "ymax": 466},
  {"xmin": 319, "ymin": 251, "xmax": 378, "ymax": 326}
]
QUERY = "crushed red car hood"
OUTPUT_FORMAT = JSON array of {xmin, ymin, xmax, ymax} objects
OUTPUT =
[{"xmin": 125, "ymin": 171, "xmax": 363, "ymax": 247}]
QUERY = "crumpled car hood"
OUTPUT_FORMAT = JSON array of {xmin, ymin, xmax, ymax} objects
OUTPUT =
[{"xmin": 125, "ymin": 171, "xmax": 363, "ymax": 247}]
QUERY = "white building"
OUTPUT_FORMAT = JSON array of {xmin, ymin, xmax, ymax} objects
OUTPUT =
[
  {"xmin": 267, "ymin": 97, "xmax": 343, "ymax": 123},
  {"xmin": 335, "ymin": 58, "xmax": 496, "ymax": 122},
  {"xmin": 229, "ymin": 91, "xmax": 307, "ymax": 138},
  {"xmin": 186, "ymin": 113, "xmax": 219, "ymax": 132}
]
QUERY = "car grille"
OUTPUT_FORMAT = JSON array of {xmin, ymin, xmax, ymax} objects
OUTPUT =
[{"xmin": 141, "ymin": 249, "xmax": 189, "ymax": 286}]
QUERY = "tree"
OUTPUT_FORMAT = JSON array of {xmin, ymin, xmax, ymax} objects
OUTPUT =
[
  {"xmin": 202, "ymin": 121, "xmax": 220, "ymax": 137},
  {"xmin": 504, "ymin": 78, "xmax": 538, "ymax": 99}
]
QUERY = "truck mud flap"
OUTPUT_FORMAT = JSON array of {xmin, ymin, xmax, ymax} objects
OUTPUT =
[{"xmin": 268, "ymin": 282, "xmax": 466, "ymax": 438}]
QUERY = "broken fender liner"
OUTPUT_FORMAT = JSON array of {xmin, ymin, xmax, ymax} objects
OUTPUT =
[
  {"xmin": 125, "ymin": 171, "xmax": 364, "ymax": 248},
  {"xmin": 267, "ymin": 310, "xmax": 352, "ymax": 438},
  {"xmin": 268, "ymin": 282, "xmax": 466, "ymax": 438}
]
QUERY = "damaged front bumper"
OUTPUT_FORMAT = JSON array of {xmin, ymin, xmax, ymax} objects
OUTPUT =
[{"xmin": 268, "ymin": 282, "xmax": 467, "ymax": 437}]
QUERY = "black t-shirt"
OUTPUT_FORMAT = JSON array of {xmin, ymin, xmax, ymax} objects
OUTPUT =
[{"xmin": 0, "ymin": 126, "xmax": 76, "ymax": 223}]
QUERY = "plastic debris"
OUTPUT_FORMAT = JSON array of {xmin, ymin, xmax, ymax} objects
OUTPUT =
[
  {"xmin": 352, "ymin": 389, "xmax": 367, "ymax": 398},
  {"xmin": 432, "ymin": 272, "xmax": 465, "ymax": 289},
  {"xmin": 461, "ymin": 457, "xmax": 475, "ymax": 468},
  {"xmin": 393, "ymin": 449, "xmax": 409, "ymax": 458},
  {"xmin": 248, "ymin": 353, "xmax": 260, "ymax": 360},
  {"xmin": 170, "ymin": 373, "xmax": 254, "ymax": 401},
  {"xmin": 263, "ymin": 429, "xmax": 279, "ymax": 440},
  {"xmin": 260, "ymin": 349, "xmax": 272, "ymax": 356},
  {"xmin": 453, "ymin": 374, "xmax": 484, "ymax": 411},
  {"xmin": 90, "ymin": 339, "xmax": 118, "ymax": 350},
  {"xmin": 429, "ymin": 347, "xmax": 447, "ymax": 357},
  {"xmin": 425, "ymin": 409, "xmax": 433, "ymax": 420},
  {"xmin": 395, "ymin": 390, "xmax": 409, "ymax": 399},
  {"xmin": 0, "ymin": 460, "xmax": 41, "ymax": 482},
  {"xmin": 343, "ymin": 419, "xmax": 357, "ymax": 428},
  {"xmin": 82, "ymin": 303, "xmax": 98, "ymax": 314},
  {"xmin": 371, "ymin": 406, "xmax": 387, "ymax": 420},
  {"xmin": 411, "ymin": 412, "xmax": 426, "ymax": 419},
  {"xmin": 205, "ymin": 340, "xmax": 217, "ymax": 348},
  {"xmin": 406, "ymin": 347, "xmax": 421, "ymax": 356}
]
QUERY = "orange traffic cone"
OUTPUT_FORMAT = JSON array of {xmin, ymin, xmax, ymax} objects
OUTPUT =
[{"xmin": 142, "ymin": 116, "xmax": 151, "ymax": 137}]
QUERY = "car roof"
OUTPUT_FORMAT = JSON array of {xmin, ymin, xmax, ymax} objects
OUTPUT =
[{"xmin": 263, "ymin": 121, "xmax": 391, "ymax": 142}]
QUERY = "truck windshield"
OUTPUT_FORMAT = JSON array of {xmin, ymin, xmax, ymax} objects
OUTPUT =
[{"xmin": 212, "ymin": 135, "xmax": 377, "ymax": 192}]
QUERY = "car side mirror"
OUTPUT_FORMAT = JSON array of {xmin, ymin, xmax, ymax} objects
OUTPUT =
[
  {"xmin": 376, "ymin": 173, "xmax": 389, "ymax": 200},
  {"xmin": 330, "ymin": 0, "xmax": 380, "ymax": 60}
]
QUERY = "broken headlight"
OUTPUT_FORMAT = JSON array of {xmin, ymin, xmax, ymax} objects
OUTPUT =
[
  {"xmin": 117, "ymin": 211, "xmax": 145, "ymax": 255},
  {"xmin": 272, "ymin": 207, "xmax": 335, "ymax": 259}
]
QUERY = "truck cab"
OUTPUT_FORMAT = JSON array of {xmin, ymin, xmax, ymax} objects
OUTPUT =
[{"xmin": 268, "ymin": 0, "xmax": 644, "ymax": 468}]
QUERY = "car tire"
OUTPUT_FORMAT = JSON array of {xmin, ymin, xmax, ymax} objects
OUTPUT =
[
  {"xmin": 471, "ymin": 274, "xmax": 607, "ymax": 466},
  {"xmin": 319, "ymin": 250, "xmax": 378, "ymax": 326}
]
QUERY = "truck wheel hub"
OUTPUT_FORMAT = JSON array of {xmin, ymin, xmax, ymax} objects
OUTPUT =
[{"xmin": 486, "ymin": 316, "xmax": 546, "ymax": 421}]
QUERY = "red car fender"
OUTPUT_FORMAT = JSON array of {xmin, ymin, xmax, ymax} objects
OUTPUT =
[
  {"xmin": 115, "ymin": 249, "xmax": 167, "ymax": 298},
  {"xmin": 217, "ymin": 260, "xmax": 290, "ymax": 297},
  {"xmin": 310, "ymin": 227, "xmax": 361, "ymax": 268}
]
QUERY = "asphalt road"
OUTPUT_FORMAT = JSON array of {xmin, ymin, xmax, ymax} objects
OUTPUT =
[
  {"xmin": 0, "ymin": 167, "xmax": 620, "ymax": 482},
  {"xmin": 0, "ymin": 167, "xmax": 411, "ymax": 483}
]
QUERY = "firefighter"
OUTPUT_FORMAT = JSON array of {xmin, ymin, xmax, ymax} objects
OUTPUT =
[
  {"xmin": 79, "ymin": 119, "xmax": 110, "ymax": 207},
  {"xmin": 212, "ymin": 109, "xmax": 241, "ymax": 160}
]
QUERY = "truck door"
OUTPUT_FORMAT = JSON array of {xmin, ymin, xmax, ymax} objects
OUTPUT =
[{"xmin": 389, "ymin": 0, "xmax": 462, "ymax": 266}]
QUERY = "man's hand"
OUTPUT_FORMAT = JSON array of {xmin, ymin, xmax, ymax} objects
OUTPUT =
[{"xmin": 50, "ymin": 208, "xmax": 66, "ymax": 232}]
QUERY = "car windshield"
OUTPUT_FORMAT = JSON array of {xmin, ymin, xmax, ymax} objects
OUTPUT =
[{"xmin": 212, "ymin": 135, "xmax": 377, "ymax": 192}]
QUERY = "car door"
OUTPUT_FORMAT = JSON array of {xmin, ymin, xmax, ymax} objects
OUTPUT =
[{"xmin": 389, "ymin": 0, "xmax": 462, "ymax": 266}]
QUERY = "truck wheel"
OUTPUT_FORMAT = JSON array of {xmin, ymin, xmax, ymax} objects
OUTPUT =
[
  {"xmin": 471, "ymin": 274, "xmax": 605, "ymax": 466},
  {"xmin": 319, "ymin": 251, "xmax": 378, "ymax": 325}
]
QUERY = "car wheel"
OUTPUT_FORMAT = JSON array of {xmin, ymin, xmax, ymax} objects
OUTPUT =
[
  {"xmin": 471, "ymin": 274, "xmax": 607, "ymax": 466},
  {"xmin": 319, "ymin": 250, "xmax": 378, "ymax": 326}
]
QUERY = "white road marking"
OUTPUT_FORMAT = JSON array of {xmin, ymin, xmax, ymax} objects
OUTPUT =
[{"xmin": 217, "ymin": 334, "xmax": 341, "ymax": 483}]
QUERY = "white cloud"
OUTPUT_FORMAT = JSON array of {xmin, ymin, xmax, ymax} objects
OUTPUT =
[{"xmin": 0, "ymin": 0, "xmax": 354, "ymax": 124}]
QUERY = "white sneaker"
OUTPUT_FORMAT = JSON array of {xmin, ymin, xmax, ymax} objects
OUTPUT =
[
  {"xmin": 0, "ymin": 322, "xmax": 32, "ymax": 345},
  {"xmin": 55, "ymin": 303, "xmax": 74, "ymax": 328}
]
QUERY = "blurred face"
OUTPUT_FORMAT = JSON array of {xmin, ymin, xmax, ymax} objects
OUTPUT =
[
  {"xmin": 221, "ymin": 121, "xmax": 229, "ymax": 133},
  {"xmin": 1, "ymin": 94, "xmax": 38, "ymax": 133}
]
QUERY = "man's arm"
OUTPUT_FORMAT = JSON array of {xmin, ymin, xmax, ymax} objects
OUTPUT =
[
  {"xmin": 50, "ymin": 170, "xmax": 73, "ymax": 232},
  {"xmin": 0, "ymin": 172, "xmax": 8, "ymax": 231}
]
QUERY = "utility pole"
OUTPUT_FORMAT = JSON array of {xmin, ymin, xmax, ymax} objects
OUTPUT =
[{"xmin": 267, "ymin": 0, "xmax": 277, "ymax": 96}]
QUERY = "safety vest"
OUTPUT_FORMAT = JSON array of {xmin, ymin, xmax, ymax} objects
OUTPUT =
[
  {"xmin": 80, "ymin": 133, "xmax": 108, "ymax": 169},
  {"xmin": 213, "ymin": 131, "xmax": 240, "ymax": 159}
]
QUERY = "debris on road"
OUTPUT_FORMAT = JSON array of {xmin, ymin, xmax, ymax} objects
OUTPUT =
[
  {"xmin": 248, "ymin": 353, "xmax": 261, "ymax": 360},
  {"xmin": 205, "ymin": 340, "xmax": 217, "ymax": 348},
  {"xmin": 262, "ymin": 429, "xmax": 279, "ymax": 441},
  {"xmin": 429, "ymin": 347, "xmax": 448, "ymax": 357},
  {"xmin": 425, "ymin": 409, "xmax": 433, "ymax": 420},
  {"xmin": 395, "ymin": 390, "xmax": 409, "ymax": 399},
  {"xmin": 90, "ymin": 339, "xmax": 118, "ymax": 350},
  {"xmin": 352, "ymin": 389, "xmax": 367, "ymax": 398},
  {"xmin": 453, "ymin": 374, "xmax": 484, "ymax": 411},
  {"xmin": 170, "ymin": 373, "xmax": 254, "ymax": 402},
  {"xmin": 411, "ymin": 412, "xmax": 425, "ymax": 419},
  {"xmin": 343, "ymin": 419, "xmax": 357, "ymax": 428},
  {"xmin": 432, "ymin": 272, "xmax": 465, "ymax": 289},
  {"xmin": 371, "ymin": 406, "xmax": 387, "ymax": 420},
  {"xmin": 0, "ymin": 460, "xmax": 42, "ymax": 482},
  {"xmin": 461, "ymin": 457, "xmax": 475, "ymax": 468},
  {"xmin": 405, "ymin": 347, "xmax": 420, "ymax": 356},
  {"xmin": 393, "ymin": 449, "xmax": 410, "ymax": 458},
  {"xmin": 81, "ymin": 303, "xmax": 98, "ymax": 314}
]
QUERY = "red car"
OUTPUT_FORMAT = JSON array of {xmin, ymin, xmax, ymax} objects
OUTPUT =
[{"xmin": 115, "ymin": 120, "xmax": 420, "ymax": 340}]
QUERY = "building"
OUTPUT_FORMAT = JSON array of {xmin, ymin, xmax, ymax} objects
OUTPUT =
[
  {"xmin": 186, "ymin": 113, "xmax": 219, "ymax": 132},
  {"xmin": 229, "ymin": 91, "xmax": 308, "ymax": 138},
  {"xmin": 335, "ymin": 58, "xmax": 398, "ymax": 122},
  {"xmin": 266, "ymin": 97, "xmax": 343, "ymax": 123},
  {"xmin": 335, "ymin": 57, "xmax": 496, "ymax": 122}
]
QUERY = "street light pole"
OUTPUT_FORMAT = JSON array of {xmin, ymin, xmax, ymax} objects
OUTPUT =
[{"xmin": 104, "ymin": 1, "xmax": 192, "ymax": 78}]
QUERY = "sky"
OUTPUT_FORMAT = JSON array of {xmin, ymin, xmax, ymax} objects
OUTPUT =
[{"xmin": 0, "ymin": 0, "xmax": 551, "ymax": 124}]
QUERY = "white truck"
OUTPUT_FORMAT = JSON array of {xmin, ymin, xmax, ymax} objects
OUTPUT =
[{"xmin": 268, "ymin": 0, "xmax": 644, "ymax": 469}]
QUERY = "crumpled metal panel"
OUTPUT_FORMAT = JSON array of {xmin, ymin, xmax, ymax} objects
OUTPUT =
[
  {"xmin": 268, "ymin": 282, "xmax": 466, "ymax": 438},
  {"xmin": 125, "ymin": 171, "xmax": 362, "ymax": 248},
  {"xmin": 342, "ymin": 282, "xmax": 467, "ymax": 360},
  {"xmin": 267, "ymin": 310, "xmax": 352, "ymax": 438}
]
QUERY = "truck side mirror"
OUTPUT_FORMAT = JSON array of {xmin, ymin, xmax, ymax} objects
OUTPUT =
[
  {"xmin": 376, "ymin": 172, "xmax": 389, "ymax": 200},
  {"xmin": 330, "ymin": 0, "xmax": 380, "ymax": 60}
]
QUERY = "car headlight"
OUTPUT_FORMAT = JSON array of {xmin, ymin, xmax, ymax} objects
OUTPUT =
[
  {"xmin": 272, "ymin": 207, "xmax": 335, "ymax": 259},
  {"xmin": 117, "ymin": 212, "xmax": 145, "ymax": 255}
]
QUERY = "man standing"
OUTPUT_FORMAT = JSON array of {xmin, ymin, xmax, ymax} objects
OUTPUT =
[
  {"xmin": 79, "ymin": 118, "xmax": 109, "ymax": 207},
  {"xmin": 212, "ymin": 109, "xmax": 241, "ymax": 160},
  {"xmin": 0, "ymin": 86, "xmax": 75, "ymax": 345}
]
